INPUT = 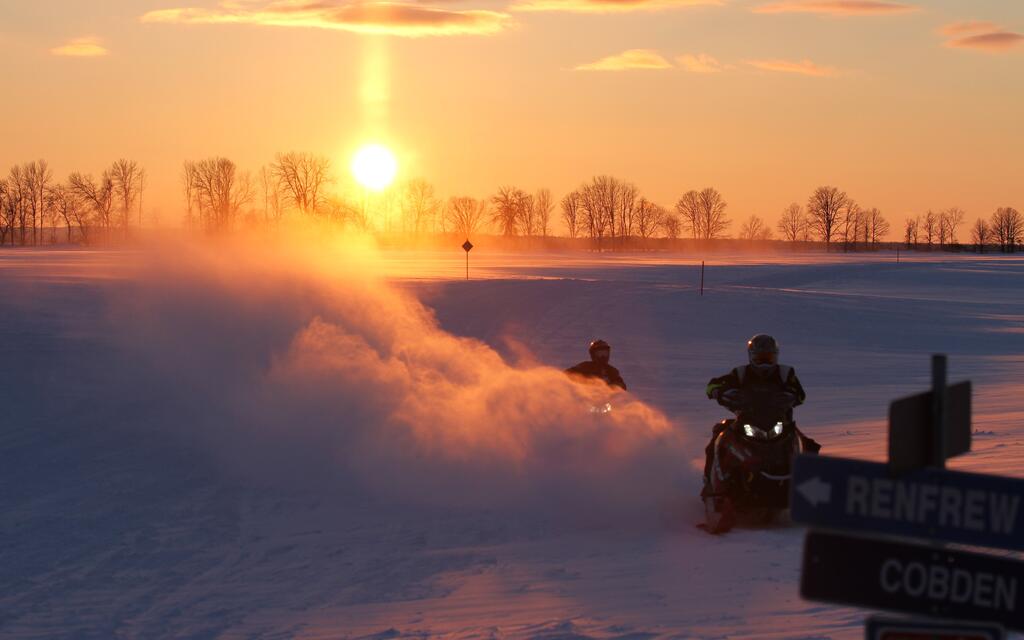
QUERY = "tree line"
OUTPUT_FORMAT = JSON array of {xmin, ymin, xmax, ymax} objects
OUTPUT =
[
  {"xmin": 0, "ymin": 159, "xmax": 145, "ymax": 245},
  {"xmin": 3, "ymin": 155, "xmax": 1020, "ymax": 253}
]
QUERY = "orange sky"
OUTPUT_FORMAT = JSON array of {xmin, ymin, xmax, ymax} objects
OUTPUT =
[{"xmin": 1, "ymin": 0, "xmax": 1022, "ymax": 236}]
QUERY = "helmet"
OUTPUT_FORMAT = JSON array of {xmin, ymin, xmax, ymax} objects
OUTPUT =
[
  {"xmin": 589, "ymin": 339, "xmax": 611, "ymax": 364},
  {"xmin": 747, "ymin": 334, "xmax": 779, "ymax": 373}
]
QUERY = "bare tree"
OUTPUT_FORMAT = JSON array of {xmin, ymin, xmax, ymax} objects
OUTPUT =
[
  {"xmin": 634, "ymin": 197, "xmax": 663, "ymax": 242},
  {"xmin": 675, "ymin": 187, "xmax": 729, "ymax": 240},
  {"xmin": 533, "ymin": 188, "xmax": 553, "ymax": 238},
  {"xmin": 662, "ymin": 214, "xmax": 681, "ymax": 240},
  {"xmin": 940, "ymin": 207, "xmax": 966, "ymax": 247},
  {"xmin": 806, "ymin": 186, "xmax": 848, "ymax": 250},
  {"xmin": 47, "ymin": 183, "xmax": 78, "ymax": 243},
  {"xmin": 615, "ymin": 181, "xmax": 639, "ymax": 242},
  {"xmin": 0, "ymin": 179, "xmax": 17, "ymax": 245},
  {"xmin": 491, "ymin": 185, "xmax": 528, "ymax": 237},
  {"xmin": 560, "ymin": 190, "xmax": 583, "ymax": 239},
  {"xmin": 517, "ymin": 191, "xmax": 536, "ymax": 236},
  {"xmin": 109, "ymin": 159, "xmax": 144, "ymax": 237},
  {"xmin": 970, "ymin": 218, "xmax": 990, "ymax": 253},
  {"xmin": 446, "ymin": 196, "xmax": 488, "ymax": 239},
  {"xmin": 272, "ymin": 152, "xmax": 331, "ymax": 215},
  {"xmin": 259, "ymin": 165, "xmax": 285, "ymax": 226},
  {"xmin": 183, "ymin": 158, "xmax": 253, "ymax": 233},
  {"xmin": 579, "ymin": 176, "xmax": 619, "ymax": 247},
  {"xmin": 20, "ymin": 161, "xmax": 52, "ymax": 245},
  {"xmin": 739, "ymin": 214, "xmax": 773, "ymax": 241},
  {"xmin": 69, "ymin": 171, "xmax": 115, "ymax": 236},
  {"xmin": 776, "ymin": 203, "xmax": 805, "ymax": 243},
  {"xmin": 675, "ymin": 190, "xmax": 701, "ymax": 239},
  {"xmin": 864, "ymin": 208, "xmax": 889, "ymax": 245},
  {"xmin": 839, "ymin": 200, "xmax": 862, "ymax": 251},
  {"xmin": 991, "ymin": 207, "xmax": 1023, "ymax": 253},
  {"xmin": 400, "ymin": 179, "xmax": 441, "ymax": 234},
  {"xmin": 922, "ymin": 210, "xmax": 938, "ymax": 249}
]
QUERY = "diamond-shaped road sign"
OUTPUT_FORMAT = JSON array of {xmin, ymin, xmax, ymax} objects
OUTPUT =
[{"xmin": 462, "ymin": 240, "xmax": 473, "ymax": 252}]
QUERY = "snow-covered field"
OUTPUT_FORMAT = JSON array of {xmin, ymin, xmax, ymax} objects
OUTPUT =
[{"xmin": 2, "ymin": 243, "xmax": 1023, "ymax": 639}]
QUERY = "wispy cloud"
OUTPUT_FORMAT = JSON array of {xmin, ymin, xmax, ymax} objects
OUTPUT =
[
  {"xmin": 753, "ymin": 1, "xmax": 916, "ymax": 16},
  {"xmin": 51, "ymin": 36, "xmax": 109, "ymax": 57},
  {"xmin": 939, "ymin": 20, "xmax": 1000, "ymax": 36},
  {"xmin": 938, "ymin": 21, "xmax": 1024, "ymax": 53},
  {"xmin": 141, "ymin": 0, "xmax": 512, "ymax": 37},
  {"xmin": 745, "ymin": 58, "xmax": 836, "ymax": 76},
  {"xmin": 676, "ymin": 53, "xmax": 728, "ymax": 73},
  {"xmin": 575, "ymin": 49, "xmax": 673, "ymax": 71},
  {"xmin": 512, "ymin": 0, "xmax": 719, "ymax": 14}
]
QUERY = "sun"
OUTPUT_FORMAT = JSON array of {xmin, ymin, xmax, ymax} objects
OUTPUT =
[{"xmin": 351, "ymin": 144, "xmax": 398, "ymax": 191}]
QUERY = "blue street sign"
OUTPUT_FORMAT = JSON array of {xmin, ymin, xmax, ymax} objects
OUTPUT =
[
  {"xmin": 791, "ymin": 454, "xmax": 1024, "ymax": 552},
  {"xmin": 802, "ymin": 531, "xmax": 1024, "ymax": 631},
  {"xmin": 865, "ymin": 616, "xmax": 1004, "ymax": 640}
]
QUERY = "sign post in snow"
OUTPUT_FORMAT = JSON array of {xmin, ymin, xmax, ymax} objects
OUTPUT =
[
  {"xmin": 793, "ymin": 355, "xmax": 1024, "ymax": 637},
  {"xmin": 801, "ymin": 531, "xmax": 1024, "ymax": 631},
  {"xmin": 866, "ymin": 616, "xmax": 1004, "ymax": 640},
  {"xmin": 462, "ymin": 239, "xmax": 473, "ymax": 280}
]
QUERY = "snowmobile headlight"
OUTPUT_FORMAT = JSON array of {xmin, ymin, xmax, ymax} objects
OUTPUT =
[
  {"xmin": 590, "ymin": 402, "xmax": 612, "ymax": 414},
  {"xmin": 743, "ymin": 424, "xmax": 759, "ymax": 439},
  {"xmin": 772, "ymin": 422, "xmax": 784, "ymax": 436}
]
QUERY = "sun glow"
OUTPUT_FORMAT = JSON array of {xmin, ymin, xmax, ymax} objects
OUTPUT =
[{"xmin": 351, "ymin": 144, "xmax": 398, "ymax": 191}]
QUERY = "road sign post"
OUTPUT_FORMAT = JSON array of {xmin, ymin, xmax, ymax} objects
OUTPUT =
[
  {"xmin": 791, "ymin": 356, "xmax": 1024, "ymax": 637},
  {"xmin": 462, "ymin": 239, "xmax": 473, "ymax": 280}
]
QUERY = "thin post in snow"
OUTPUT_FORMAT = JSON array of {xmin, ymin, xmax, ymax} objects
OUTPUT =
[
  {"xmin": 700, "ymin": 260, "xmax": 705, "ymax": 296},
  {"xmin": 931, "ymin": 354, "xmax": 947, "ymax": 469},
  {"xmin": 897, "ymin": 247, "xmax": 900, "ymax": 263}
]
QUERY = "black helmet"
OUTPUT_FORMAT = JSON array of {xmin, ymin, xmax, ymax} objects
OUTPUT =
[
  {"xmin": 589, "ymin": 339, "xmax": 611, "ymax": 364},
  {"xmin": 747, "ymin": 334, "xmax": 779, "ymax": 371}
]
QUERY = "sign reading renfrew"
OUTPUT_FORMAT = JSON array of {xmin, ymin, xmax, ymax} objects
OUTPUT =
[{"xmin": 791, "ymin": 455, "xmax": 1023, "ymax": 551}]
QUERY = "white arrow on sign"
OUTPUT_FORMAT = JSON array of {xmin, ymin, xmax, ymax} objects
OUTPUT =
[{"xmin": 797, "ymin": 476, "xmax": 832, "ymax": 507}]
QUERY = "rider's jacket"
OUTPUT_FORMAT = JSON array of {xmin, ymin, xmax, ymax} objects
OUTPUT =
[
  {"xmin": 566, "ymin": 361, "xmax": 627, "ymax": 390},
  {"xmin": 705, "ymin": 364, "xmax": 805, "ymax": 419}
]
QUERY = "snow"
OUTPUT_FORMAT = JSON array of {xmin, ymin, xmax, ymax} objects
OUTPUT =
[{"xmin": 2, "ymin": 244, "xmax": 1023, "ymax": 638}]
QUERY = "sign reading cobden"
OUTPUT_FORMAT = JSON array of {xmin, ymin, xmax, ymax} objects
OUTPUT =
[
  {"xmin": 801, "ymin": 531, "xmax": 1024, "ymax": 631},
  {"xmin": 791, "ymin": 455, "xmax": 1024, "ymax": 551}
]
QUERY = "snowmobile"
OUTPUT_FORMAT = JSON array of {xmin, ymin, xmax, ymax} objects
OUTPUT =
[{"xmin": 701, "ymin": 388, "xmax": 818, "ymax": 534}]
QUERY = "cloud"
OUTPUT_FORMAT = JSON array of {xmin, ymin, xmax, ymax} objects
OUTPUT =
[
  {"xmin": 575, "ymin": 49, "xmax": 673, "ymax": 71},
  {"xmin": 945, "ymin": 31, "xmax": 1024, "ymax": 52},
  {"xmin": 745, "ymin": 58, "xmax": 836, "ymax": 76},
  {"xmin": 50, "ymin": 36, "xmax": 109, "ymax": 57},
  {"xmin": 938, "ymin": 21, "xmax": 1024, "ymax": 53},
  {"xmin": 511, "ymin": 0, "xmax": 719, "ymax": 14},
  {"xmin": 141, "ymin": 0, "xmax": 511, "ymax": 37},
  {"xmin": 752, "ymin": 1, "xmax": 917, "ymax": 16},
  {"xmin": 676, "ymin": 53, "xmax": 728, "ymax": 73},
  {"xmin": 939, "ymin": 20, "xmax": 1000, "ymax": 36}
]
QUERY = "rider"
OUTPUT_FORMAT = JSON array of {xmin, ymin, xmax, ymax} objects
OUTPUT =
[
  {"xmin": 702, "ymin": 334, "xmax": 817, "ymax": 490},
  {"xmin": 566, "ymin": 339, "xmax": 627, "ymax": 390}
]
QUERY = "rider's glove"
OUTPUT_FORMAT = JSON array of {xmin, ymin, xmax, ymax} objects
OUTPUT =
[
  {"xmin": 720, "ymin": 389, "xmax": 742, "ymax": 404},
  {"xmin": 774, "ymin": 391, "xmax": 797, "ymax": 407}
]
